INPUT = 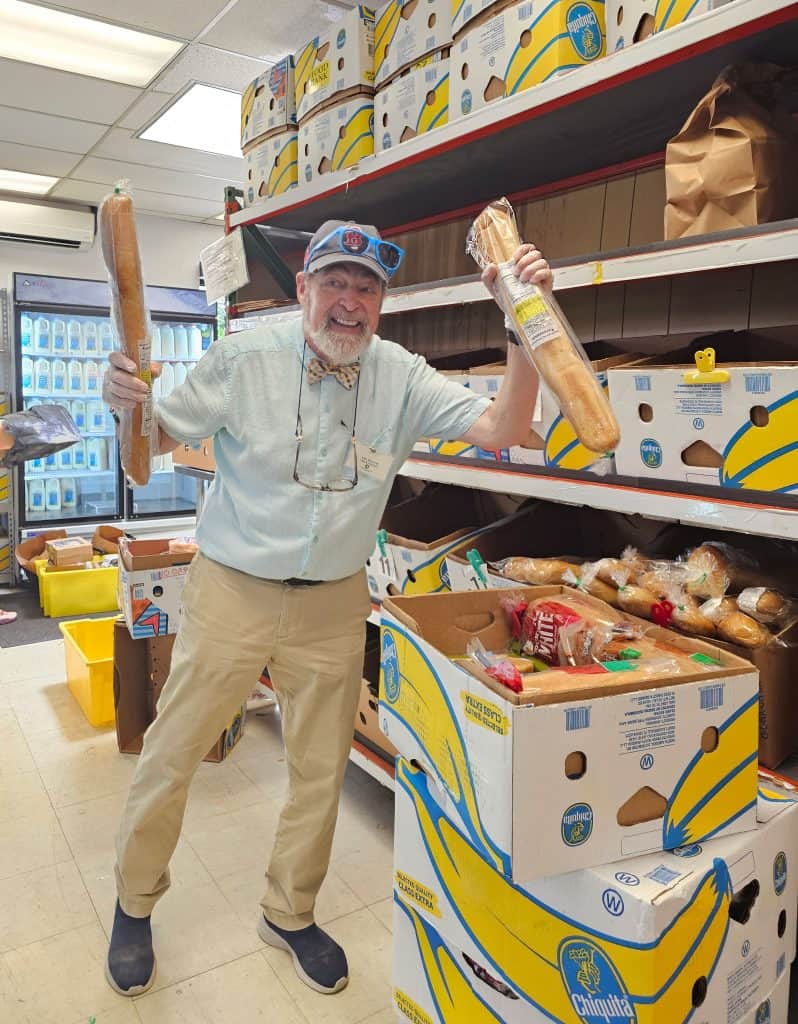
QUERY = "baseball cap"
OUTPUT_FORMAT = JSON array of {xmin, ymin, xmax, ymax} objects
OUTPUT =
[{"xmin": 303, "ymin": 220, "xmax": 404, "ymax": 284}]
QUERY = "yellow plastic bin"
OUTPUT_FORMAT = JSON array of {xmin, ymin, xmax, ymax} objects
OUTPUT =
[
  {"xmin": 59, "ymin": 616, "xmax": 118, "ymax": 727},
  {"xmin": 41, "ymin": 563, "xmax": 119, "ymax": 618}
]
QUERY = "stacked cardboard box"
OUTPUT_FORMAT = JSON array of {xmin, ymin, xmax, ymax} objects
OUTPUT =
[
  {"xmin": 379, "ymin": 585, "xmax": 797, "ymax": 1022},
  {"xmin": 374, "ymin": 0, "xmax": 452, "ymax": 153},
  {"xmin": 294, "ymin": 6, "xmax": 377, "ymax": 183},
  {"xmin": 118, "ymin": 538, "xmax": 194, "ymax": 638},
  {"xmin": 241, "ymin": 58, "xmax": 299, "ymax": 206}
]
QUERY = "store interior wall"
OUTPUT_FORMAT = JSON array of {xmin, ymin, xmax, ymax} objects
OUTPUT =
[{"xmin": 0, "ymin": 213, "xmax": 221, "ymax": 292}]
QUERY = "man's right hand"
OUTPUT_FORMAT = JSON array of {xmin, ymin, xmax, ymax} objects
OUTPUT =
[{"xmin": 102, "ymin": 351, "xmax": 160, "ymax": 408}]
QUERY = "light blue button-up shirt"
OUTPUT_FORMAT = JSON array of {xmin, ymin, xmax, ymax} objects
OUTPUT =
[{"xmin": 156, "ymin": 318, "xmax": 489, "ymax": 581}]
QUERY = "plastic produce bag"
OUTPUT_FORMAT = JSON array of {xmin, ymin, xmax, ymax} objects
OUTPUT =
[
  {"xmin": 0, "ymin": 404, "xmax": 80, "ymax": 467},
  {"xmin": 467, "ymin": 197, "xmax": 620, "ymax": 455},
  {"xmin": 98, "ymin": 182, "xmax": 154, "ymax": 486}
]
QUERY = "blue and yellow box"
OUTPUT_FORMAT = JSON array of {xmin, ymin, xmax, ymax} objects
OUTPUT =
[
  {"xmin": 608, "ymin": 348, "xmax": 798, "ymax": 493},
  {"xmin": 243, "ymin": 130, "xmax": 298, "ymax": 206},
  {"xmin": 298, "ymin": 96, "xmax": 374, "ymax": 183},
  {"xmin": 240, "ymin": 58, "xmax": 297, "ymax": 151},
  {"xmin": 450, "ymin": 0, "xmax": 606, "ymax": 121},
  {"xmin": 379, "ymin": 585, "xmax": 759, "ymax": 881},
  {"xmin": 375, "ymin": 52, "xmax": 450, "ymax": 152},
  {"xmin": 294, "ymin": 6, "xmax": 375, "ymax": 122},
  {"xmin": 374, "ymin": 0, "xmax": 451, "ymax": 87},
  {"xmin": 392, "ymin": 757, "xmax": 797, "ymax": 1024}
]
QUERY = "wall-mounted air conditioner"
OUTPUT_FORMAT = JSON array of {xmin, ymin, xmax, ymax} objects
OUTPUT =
[{"xmin": 0, "ymin": 198, "xmax": 95, "ymax": 250}]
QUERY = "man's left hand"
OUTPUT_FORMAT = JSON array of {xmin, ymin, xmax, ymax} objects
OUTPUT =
[{"xmin": 481, "ymin": 243, "xmax": 553, "ymax": 294}]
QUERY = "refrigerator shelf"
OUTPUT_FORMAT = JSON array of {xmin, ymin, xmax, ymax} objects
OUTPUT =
[
  {"xmin": 23, "ymin": 391, "xmax": 105, "ymax": 400},
  {"xmin": 29, "ymin": 469, "xmax": 115, "ymax": 479},
  {"xmin": 23, "ymin": 351, "xmax": 112, "ymax": 360}
]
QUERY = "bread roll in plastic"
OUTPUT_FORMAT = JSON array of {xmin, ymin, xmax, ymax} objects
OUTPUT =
[
  {"xmin": 737, "ymin": 587, "xmax": 792, "ymax": 625},
  {"xmin": 497, "ymin": 557, "xmax": 573, "ymax": 585},
  {"xmin": 616, "ymin": 585, "xmax": 657, "ymax": 618},
  {"xmin": 467, "ymin": 198, "xmax": 620, "ymax": 455},
  {"xmin": 99, "ymin": 185, "xmax": 153, "ymax": 486},
  {"xmin": 716, "ymin": 611, "xmax": 772, "ymax": 649}
]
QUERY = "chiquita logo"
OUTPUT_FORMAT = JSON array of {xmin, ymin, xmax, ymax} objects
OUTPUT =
[
  {"xmin": 562, "ymin": 803, "xmax": 594, "ymax": 846},
  {"xmin": 381, "ymin": 630, "xmax": 401, "ymax": 703},
  {"xmin": 559, "ymin": 938, "xmax": 637, "ymax": 1024},
  {"xmin": 773, "ymin": 851, "xmax": 787, "ymax": 896},
  {"xmin": 566, "ymin": 3, "xmax": 603, "ymax": 61},
  {"xmin": 756, "ymin": 998, "xmax": 771, "ymax": 1024}
]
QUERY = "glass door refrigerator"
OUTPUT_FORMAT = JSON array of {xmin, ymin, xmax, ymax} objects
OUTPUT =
[{"xmin": 14, "ymin": 273, "xmax": 216, "ymax": 528}]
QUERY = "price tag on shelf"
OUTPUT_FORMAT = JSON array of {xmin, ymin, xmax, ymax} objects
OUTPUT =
[{"xmin": 200, "ymin": 229, "xmax": 250, "ymax": 305}]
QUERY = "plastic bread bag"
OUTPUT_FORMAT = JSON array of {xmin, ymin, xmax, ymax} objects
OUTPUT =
[
  {"xmin": 736, "ymin": 587, "xmax": 796, "ymax": 626},
  {"xmin": 98, "ymin": 182, "xmax": 154, "ymax": 486},
  {"xmin": 467, "ymin": 197, "xmax": 620, "ymax": 455},
  {"xmin": 465, "ymin": 637, "xmax": 524, "ymax": 693},
  {"xmin": 562, "ymin": 563, "xmax": 620, "ymax": 607},
  {"xmin": 683, "ymin": 541, "xmax": 765, "ymax": 599},
  {"xmin": 0, "ymin": 404, "xmax": 80, "ymax": 467},
  {"xmin": 700, "ymin": 596, "xmax": 776, "ymax": 648},
  {"xmin": 489, "ymin": 556, "xmax": 574, "ymax": 585}
]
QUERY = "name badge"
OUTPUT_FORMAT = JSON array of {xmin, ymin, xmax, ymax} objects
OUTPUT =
[{"xmin": 356, "ymin": 445, "xmax": 393, "ymax": 481}]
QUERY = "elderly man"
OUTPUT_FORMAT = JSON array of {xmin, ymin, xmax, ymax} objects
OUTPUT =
[{"xmin": 102, "ymin": 219, "xmax": 551, "ymax": 998}]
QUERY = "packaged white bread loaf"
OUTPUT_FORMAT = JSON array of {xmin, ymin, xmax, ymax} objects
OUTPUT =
[
  {"xmin": 98, "ymin": 184, "xmax": 153, "ymax": 487},
  {"xmin": 467, "ymin": 198, "xmax": 621, "ymax": 455}
]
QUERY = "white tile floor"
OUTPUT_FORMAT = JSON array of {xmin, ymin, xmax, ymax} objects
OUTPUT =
[{"xmin": 0, "ymin": 639, "xmax": 397, "ymax": 1024}]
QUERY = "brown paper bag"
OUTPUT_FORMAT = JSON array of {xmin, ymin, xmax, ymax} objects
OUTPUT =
[{"xmin": 665, "ymin": 63, "xmax": 798, "ymax": 239}]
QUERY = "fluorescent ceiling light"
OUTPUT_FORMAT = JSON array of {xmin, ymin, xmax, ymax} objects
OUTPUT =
[
  {"xmin": 0, "ymin": 168, "xmax": 58, "ymax": 195},
  {"xmin": 0, "ymin": 0, "xmax": 182, "ymax": 87},
  {"xmin": 141, "ymin": 84, "xmax": 241, "ymax": 157}
]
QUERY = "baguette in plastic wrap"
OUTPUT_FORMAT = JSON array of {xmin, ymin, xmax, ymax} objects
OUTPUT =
[
  {"xmin": 98, "ymin": 185, "xmax": 153, "ymax": 486},
  {"xmin": 467, "ymin": 198, "xmax": 620, "ymax": 455}
]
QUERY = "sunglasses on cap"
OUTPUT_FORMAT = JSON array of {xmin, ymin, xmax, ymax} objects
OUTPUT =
[{"xmin": 304, "ymin": 225, "xmax": 404, "ymax": 278}]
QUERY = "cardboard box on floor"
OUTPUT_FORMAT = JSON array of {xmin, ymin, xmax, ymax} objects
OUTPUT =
[
  {"xmin": 449, "ymin": 0, "xmax": 605, "ymax": 123},
  {"xmin": 15, "ymin": 528, "xmax": 67, "ymax": 574},
  {"xmin": 113, "ymin": 622, "xmax": 245, "ymax": 763},
  {"xmin": 392, "ymin": 756, "xmax": 797, "ymax": 1024},
  {"xmin": 379, "ymin": 585, "xmax": 759, "ymax": 880},
  {"xmin": 374, "ymin": 0, "xmax": 451, "ymax": 87},
  {"xmin": 355, "ymin": 623, "xmax": 399, "ymax": 762},
  {"xmin": 608, "ymin": 333, "xmax": 798, "ymax": 493},
  {"xmin": 366, "ymin": 484, "xmax": 503, "ymax": 602},
  {"xmin": 294, "ymin": 6, "xmax": 376, "ymax": 122},
  {"xmin": 118, "ymin": 539, "xmax": 194, "ymax": 639}
]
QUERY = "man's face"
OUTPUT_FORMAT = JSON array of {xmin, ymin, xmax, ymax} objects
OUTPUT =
[{"xmin": 297, "ymin": 263, "xmax": 384, "ymax": 364}]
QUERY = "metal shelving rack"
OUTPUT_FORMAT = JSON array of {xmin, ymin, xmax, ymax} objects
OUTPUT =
[
  {"xmin": 0, "ymin": 289, "xmax": 13, "ymax": 585},
  {"xmin": 221, "ymin": 0, "xmax": 798, "ymax": 787}
]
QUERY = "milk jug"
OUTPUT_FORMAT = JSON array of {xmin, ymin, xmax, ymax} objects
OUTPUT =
[
  {"xmin": 27, "ymin": 480, "xmax": 45, "ymax": 514},
  {"xmin": 174, "ymin": 362, "xmax": 187, "ymax": 388},
  {"xmin": 51, "ymin": 319, "xmax": 66, "ymax": 355},
  {"xmin": 72, "ymin": 439, "xmax": 87, "ymax": 471},
  {"xmin": 88, "ymin": 400, "xmax": 106, "ymax": 434},
  {"xmin": 71, "ymin": 399, "xmax": 87, "ymax": 431},
  {"xmin": 87, "ymin": 437, "xmax": 108, "ymax": 471},
  {"xmin": 20, "ymin": 315, "xmax": 33, "ymax": 353},
  {"xmin": 99, "ymin": 322, "xmax": 115, "ymax": 354},
  {"xmin": 58, "ymin": 441, "xmax": 72, "ymax": 470},
  {"xmin": 174, "ymin": 324, "xmax": 189, "ymax": 359},
  {"xmin": 68, "ymin": 360, "xmax": 84, "ymax": 394},
  {"xmin": 84, "ymin": 360, "xmax": 101, "ymax": 395},
  {"xmin": 82, "ymin": 321, "xmax": 99, "ymax": 355},
  {"xmin": 34, "ymin": 358, "xmax": 51, "ymax": 394},
  {"xmin": 45, "ymin": 477, "xmax": 61, "ymax": 513},
  {"xmin": 34, "ymin": 317, "xmax": 51, "ymax": 354},
  {"xmin": 51, "ymin": 359, "xmax": 67, "ymax": 395},
  {"xmin": 21, "ymin": 356, "xmax": 34, "ymax": 392},
  {"xmin": 188, "ymin": 326, "xmax": 203, "ymax": 360},
  {"xmin": 160, "ymin": 324, "xmax": 175, "ymax": 360},
  {"xmin": 67, "ymin": 320, "xmax": 83, "ymax": 355},
  {"xmin": 160, "ymin": 362, "xmax": 175, "ymax": 396},
  {"xmin": 61, "ymin": 478, "xmax": 78, "ymax": 511}
]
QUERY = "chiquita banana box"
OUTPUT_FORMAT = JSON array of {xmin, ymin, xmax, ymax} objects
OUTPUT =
[
  {"xmin": 294, "ymin": 6, "xmax": 375, "ymax": 122},
  {"xmin": 375, "ymin": 53, "xmax": 450, "ymax": 153},
  {"xmin": 450, "ymin": 0, "xmax": 606, "ymax": 122},
  {"xmin": 608, "ymin": 351, "xmax": 798, "ymax": 493},
  {"xmin": 240, "ymin": 58, "xmax": 296, "ymax": 151},
  {"xmin": 298, "ymin": 97, "xmax": 375, "ymax": 183},
  {"xmin": 392, "ymin": 758, "xmax": 797, "ymax": 1024},
  {"xmin": 243, "ymin": 131, "xmax": 298, "ymax": 206},
  {"xmin": 374, "ymin": 0, "xmax": 452, "ymax": 87},
  {"xmin": 379, "ymin": 586, "xmax": 759, "ymax": 880}
]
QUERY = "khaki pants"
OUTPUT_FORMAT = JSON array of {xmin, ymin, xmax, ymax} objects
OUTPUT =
[{"xmin": 115, "ymin": 553, "xmax": 371, "ymax": 928}]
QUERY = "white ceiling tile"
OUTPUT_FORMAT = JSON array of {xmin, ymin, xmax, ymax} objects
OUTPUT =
[
  {"xmin": 0, "ymin": 141, "xmax": 81, "ymax": 178},
  {"xmin": 73, "ymin": 156, "xmax": 233, "ymax": 201},
  {"xmin": 49, "ymin": 178, "xmax": 108, "ymax": 203},
  {"xmin": 152, "ymin": 43, "xmax": 265, "ymax": 95},
  {"xmin": 94, "ymin": 128, "xmax": 244, "ymax": 180},
  {"xmin": 202, "ymin": 0, "xmax": 344, "ymax": 60},
  {"xmin": 0, "ymin": 105, "xmax": 107, "ymax": 154},
  {"xmin": 117, "ymin": 91, "xmax": 174, "ymax": 131},
  {"xmin": 0, "ymin": 57, "xmax": 141, "ymax": 125},
  {"xmin": 44, "ymin": 0, "xmax": 230, "ymax": 42}
]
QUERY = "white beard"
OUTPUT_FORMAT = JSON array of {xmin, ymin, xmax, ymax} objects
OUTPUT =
[{"xmin": 305, "ymin": 319, "xmax": 371, "ymax": 365}]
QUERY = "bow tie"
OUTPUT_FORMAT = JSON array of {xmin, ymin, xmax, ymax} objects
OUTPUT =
[{"xmin": 307, "ymin": 357, "xmax": 360, "ymax": 390}]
